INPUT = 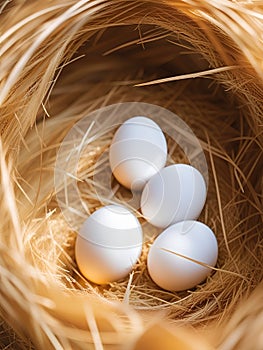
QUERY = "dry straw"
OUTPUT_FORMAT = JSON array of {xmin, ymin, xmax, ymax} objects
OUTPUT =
[{"xmin": 0, "ymin": 0, "xmax": 262, "ymax": 349}]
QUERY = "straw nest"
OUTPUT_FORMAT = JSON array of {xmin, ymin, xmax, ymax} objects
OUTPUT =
[{"xmin": 0, "ymin": 1, "xmax": 262, "ymax": 349}]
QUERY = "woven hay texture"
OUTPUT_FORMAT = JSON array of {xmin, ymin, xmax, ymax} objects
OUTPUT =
[{"xmin": 0, "ymin": 1, "xmax": 262, "ymax": 349}]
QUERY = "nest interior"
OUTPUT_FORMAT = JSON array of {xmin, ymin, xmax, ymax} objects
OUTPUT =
[{"xmin": 0, "ymin": 1, "xmax": 263, "ymax": 350}]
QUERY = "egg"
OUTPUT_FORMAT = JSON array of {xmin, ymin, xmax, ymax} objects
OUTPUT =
[
  {"xmin": 141, "ymin": 164, "xmax": 207, "ymax": 228},
  {"xmin": 75, "ymin": 205, "xmax": 143, "ymax": 284},
  {"xmin": 147, "ymin": 220, "xmax": 218, "ymax": 291},
  {"xmin": 109, "ymin": 116, "xmax": 167, "ymax": 191}
]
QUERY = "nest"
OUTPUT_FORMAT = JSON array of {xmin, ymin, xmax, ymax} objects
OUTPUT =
[{"xmin": 0, "ymin": 1, "xmax": 263, "ymax": 349}]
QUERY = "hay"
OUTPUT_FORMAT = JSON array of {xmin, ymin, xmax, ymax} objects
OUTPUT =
[{"xmin": 0, "ymin": 0, "xmax": 262, "ymax": 349}]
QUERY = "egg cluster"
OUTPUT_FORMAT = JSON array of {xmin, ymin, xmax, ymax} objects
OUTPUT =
[{"xmin": 75, "ymin": 117, "xmax": 218, "ymax": 291}]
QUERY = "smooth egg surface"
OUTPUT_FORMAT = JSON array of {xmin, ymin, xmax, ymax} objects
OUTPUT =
[
  {"xmin": 75, "ymin": 205, "xmax": 143, "ymax": 284},
  {"xmin": 109, "ymin": 116, "xmax": 167, "ymax": 191},
  {"xmin": 141, "ymin": 164, "xmax": 207, "ymax": 228},
  {"xmin": 147, "ymin": 220, "xmax": 218, "ymax": 291}
]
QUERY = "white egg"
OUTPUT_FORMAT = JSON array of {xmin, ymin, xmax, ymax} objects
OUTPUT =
[
  {"xmin": 147, "ymin": 221, "xmax": 218, "ymax": 291},
  {"xmin": 109, "ymin": 116, "xmax": 167, "ymax": 191},
  {"xmin": 75, "ymin": 205, "xmax": 142, "ymax": 284},
  {"xmin": 141, "ymin": 164, "xmax": 207, "ymax": 228}
]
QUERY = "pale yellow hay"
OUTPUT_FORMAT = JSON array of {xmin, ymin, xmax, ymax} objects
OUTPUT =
[{"xmin": 0, "ymin": 1, "xmax": 262, "ymax": 349}]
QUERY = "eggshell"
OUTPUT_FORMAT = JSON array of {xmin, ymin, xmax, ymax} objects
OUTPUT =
[
  {"xmin": 75, "ymin": 205, "xmax": 142, "ymax": 284},
  {"xmin": 147, "ymin": 220, "xmax": 218, "ymax": 291},
  {"xmin": 109, "ymin": 116, "xmax": 167, "ymax": 191},
  {"xmin": 141, "ymin": 164, "xmax": 207, "ymax": 228}
]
